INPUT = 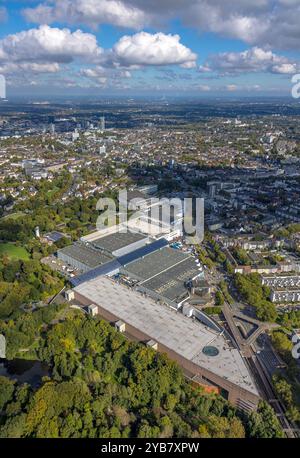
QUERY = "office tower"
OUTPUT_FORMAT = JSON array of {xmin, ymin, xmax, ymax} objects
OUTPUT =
[
  {"xmin": 72, "ymin": 129, "xmax": 80, "ymax": 141},
  {"xmin": 209, "ymin": 184, "xmax": 216, "ymax": 199},
  {"xmin": 100, "ymin": 116, "xmax": 105, "ymax": 131}
]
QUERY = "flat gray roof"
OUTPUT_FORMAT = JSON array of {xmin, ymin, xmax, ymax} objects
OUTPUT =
[
  {"xmin": 74, "ymin": 276, "xmax": 258, "ymax": 396},
  {"xmin": 91, "ymin": 231, "xmax": 147, "ymax": 253},
  {"xmin": 122, "ymin": 246, "xmax": 190, "ymax": 282},
  {"xmin": 127, "ymin": 190, "xmax": 147, "ymax": 201},
  {"xmin": 140, "ymin": 257, "xmax": 201, "ymax": 303},
  {"xmin": 58, "ymin": 243, "xmax": 112, "ymax": 268}
]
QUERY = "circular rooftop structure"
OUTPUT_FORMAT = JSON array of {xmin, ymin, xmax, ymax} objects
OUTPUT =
[{"xmin": 202, "ymin": 346, "xmax": 219, "ymax": 357}]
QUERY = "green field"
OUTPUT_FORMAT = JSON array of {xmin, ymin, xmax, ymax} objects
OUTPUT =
[{"xmin": 0, "ymin": 243, "xmax": 30, "ymax": 261}]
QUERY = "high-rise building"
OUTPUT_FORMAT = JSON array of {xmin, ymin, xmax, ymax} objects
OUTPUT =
[
  {"xmin": 169, "ymin": 159, "xmax": 175, "ymax": 169},
  {"xmin": 99, "ymin": 116, "xmax": 105, "ymax": 131},
  {"xmin": 209, "ymin": 184, "xmax": 216, "ymax": 199},
  {"xmin": 72, "ymin": 129, "xmax": 80, "ymax": 141},
  {"xmin": 0, "ymin": 75, "xmax": 6, "ymax": 99}
]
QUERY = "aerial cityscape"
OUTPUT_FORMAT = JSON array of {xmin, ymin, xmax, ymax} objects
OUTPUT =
[{"xmin": 0, "ymin": 0, "xmax": 300, "ymax": 447}]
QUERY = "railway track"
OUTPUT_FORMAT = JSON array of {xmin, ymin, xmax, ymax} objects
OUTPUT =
[{"xmin": 222, "ymin": 301, "xmax": 299, "ymax": 438}]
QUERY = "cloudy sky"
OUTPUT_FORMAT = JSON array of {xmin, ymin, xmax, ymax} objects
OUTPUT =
[{"xmin": 0, "ymin": 0, "xmax": 300, "ymax": 97}]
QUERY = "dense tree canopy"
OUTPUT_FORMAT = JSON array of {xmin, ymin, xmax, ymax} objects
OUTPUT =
[
  {"xmin": 234, "ymin": 273, "xmax": 277, "ymax": 322},
  {"xmin": 0, "ymin": 258, "xmax": 64, "ymax": 319},
  {"xmin": 0, "ymin": 313, "xmax": 282, "ymax": 438}
]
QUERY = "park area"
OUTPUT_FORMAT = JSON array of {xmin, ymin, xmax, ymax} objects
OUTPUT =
[{"xmin": 0, "ymin": 243, "xmax": 30, "ymax": 261}]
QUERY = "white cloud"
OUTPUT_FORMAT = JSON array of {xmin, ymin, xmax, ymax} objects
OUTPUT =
[
  {"xmin": 183, "ymin": 2, "xmax": 265, "ymax": 44},
  {"xmin": 21, "ymin": 1, "xmax": 300, "ymax": 49},
  {"xmin": 0, "ymin": 25, "xmax": 103, "ymax": 64},
  {"xmin": 123, "ymin": 1, "xmax": 300, "ymax": 50},
  {"xmin": 0, "ymin": 25, "xmax": 104, "ymax": 86},
  {"xmin": 197, "ymin": 84, "xmax": 211, "ymax": 91},
  {"xmin": 0, "ymin": 26, "xmax": 196, "ymax": 71},
  {"xmin": 271, "ymin": 63, "xmax": 297, "ymax": 74},
  {"xmin": 0, "ymin": 25, "xmax": 197, "ymax": 90},
  {"xmin": 222, "ymin": 83, "xmax": 266, "ymax": 93},
  {"xmin": 202, "ymin": 47, "xmax": 299, "ymax": 75},
  {"xmin": 105, "ymin": 32, "xmax": 197, "ymax": 68},
  {"xmin": 23, "ymin": 0, "xmax": 148, "ymax": 30},
  {"xmin": 80, "ymin": 65, "xmax": 131, "ymax": 88},
  {"xmin": 164, "ymin": 0, "xmax": 300, "ymax": 50},
  {"xmin": 226, "ymin": 84, "xmax": 238, "ymax": 92},
  {"xmin": 80, "ymin": 32, "xmax": 197, "ymax": 89},
  {"xmin": 198, "ymin": 64, "xmax": 211, "ymax": 73},
  {"xmin": 0, "ymin": 62, "xmax": 60, "ymax": 76}
]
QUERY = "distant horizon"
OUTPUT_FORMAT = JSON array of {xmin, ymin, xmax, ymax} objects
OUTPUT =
[{"xmin": 2, "ymin": 94, "xmax": 300, "ymax": 103}]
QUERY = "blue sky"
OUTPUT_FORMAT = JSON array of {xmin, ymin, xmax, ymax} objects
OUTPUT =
[{"xmin": 0, "ymin": 0, "xmax": 300, "ymax": 97}]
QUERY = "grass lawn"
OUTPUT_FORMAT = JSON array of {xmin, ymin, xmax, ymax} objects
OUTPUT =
[
  {"xmin": 1, "ymin": 211, "xmax": 26, "ymax": 221},
  {"xmin": 0, "ymin": 243, "xmax": 30, "ymax": 261}
]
